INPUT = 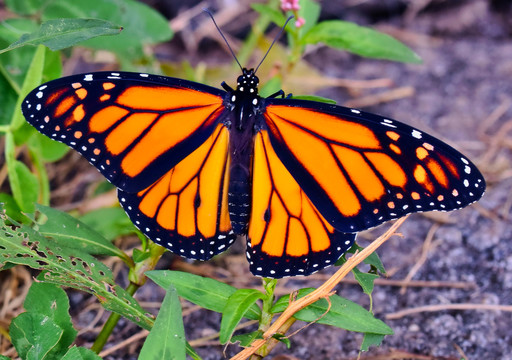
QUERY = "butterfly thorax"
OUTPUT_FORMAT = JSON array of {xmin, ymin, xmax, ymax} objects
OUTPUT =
[{"xmin": 226, "ymin": 68, "xmax": 261, "ymax": 234}]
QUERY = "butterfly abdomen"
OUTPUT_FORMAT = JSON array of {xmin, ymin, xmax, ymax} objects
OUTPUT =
[
  {"xmin": 228, "ymin": 165, "xmax": 251, "ymax": 234},
  {"xmin": 227, "ymin": 119, "xmax": 255, "ymax": 234}
]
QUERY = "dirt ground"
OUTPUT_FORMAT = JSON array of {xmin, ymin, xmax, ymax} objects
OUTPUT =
[
  {"xmin": 4, "ymin": 0, "xmax": 512, "ymax": 359},
  {"xmin": 168, "ymin": 1, "xmax": 512, "ymax": 359}
]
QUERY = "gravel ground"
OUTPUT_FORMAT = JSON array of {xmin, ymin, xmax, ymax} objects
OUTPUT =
[
  {"xmin": 66, "ymin": 1, "xmax": 512, "ymax": 359},
  {"xmin": 187, "ymin": 1, "xmax": 511, "ymax": 359}
]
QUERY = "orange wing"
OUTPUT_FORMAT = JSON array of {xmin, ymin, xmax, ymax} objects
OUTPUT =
[
  {"xmin": 118, "ymin": 124, "xmax": 235, "ymax": 259},
  {"xmin": 22, "ymin": 72, "xmax": 227, "ymax": 192},
  {"xmin": 247, "ymin": 131, "xmax": 355, "ymax": 277},
  {"xmin": 262, "ymin": 101, "xmax": 485, "ymax": 233}
]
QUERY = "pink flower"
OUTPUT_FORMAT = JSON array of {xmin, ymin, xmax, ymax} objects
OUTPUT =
[
  {"xmin": 295, "ymin": 17, "xmax": 305, "ymax": 28},
  {"xmin": 280, "ymin": 0, "xmax": 300, "ymax": 12}
]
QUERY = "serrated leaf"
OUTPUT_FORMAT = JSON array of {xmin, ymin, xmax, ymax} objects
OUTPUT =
[
  {"xmin": 34, "ymin": 204, "xmax": 129, "ymax": 262},
  {"xmin": 220, "ymin": 289, "xmax": 264, "ymax": 344},
  {"xmin": 361, "ymin": 333, "xmax": 385, "ymax": 351},
  {"xmin": 272, "ymin": 289, "xmax": 392, "ymax": 334},
  {"xmin": 0, "ymin": 18, "xmax": 122, "ymax": 54},
  {"xmin": 9, "ymin": 312, "xmax": 63, "ymax": 360},
  {"xmin": 24, "ymin": 282, "xmax": 77, "ymax": 353},
  {"xmin": 146, "ymin": 270, "xmax": 261, "ymax": 320},
  {"xmin": 139, "ymin": 285, "xmax": 186, "ymax": 360},
  {"xmin": 62, "ymin": 346, "xmax": 102, "ymax": 360},
  {"xmin": 0, "ymin": 214, "xmax": 153, "ymax": 330},
  {"xmin": 303, "ymin": 20, "xmax": 421, "ymax": 63}
]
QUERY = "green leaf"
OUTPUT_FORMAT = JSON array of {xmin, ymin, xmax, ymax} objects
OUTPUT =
[
  {"xmin": 352, "ymin": 267, "xmax": 379, "ymax": 295},
  {"xmin": 297, "ymin": 0, "xmax": 321, "ymax": 36},
  {"xmin": 0, "ymin": 214, "xmax": 153, "ymax": 330},
  {"xmin": 291, "ymin": 95, "xmax": 337, "ymax": 104},
  {"xmin": 0, "ymin": 18, "xmax": 123, "ymax": 54},
  {"xmin": 272, "ymin": 289, "xmax": 392, "ymax": 335},
  {"xmin": 34, "ymin": 204, "xmax": 130, "ymax": 262},
  {"xmin": 6, "ymin": 131, "xmax": 39, "ymax": 213},
  {"xmin": 28, "ymin": 132, "xmax": 69, "ymax": 162},
  {"xmin": 343, "ymin": 243, "xmax": 386, "ymax": 274},
  {"xmin": 251, "ymin": 4, "xmax": 287, "ymax": 27},
  {"xmin": 220, "ymin": 289, "xmax": 264, "ymax": 344},
  {"xmin": 259, "ymin": 76, "xmax": 282, "ymax": 98},
  {"xmin": 42, "ymin": 0, "xmax": 173, "ymax": 58},
  {"xmin": 0, "ymin": 355, "xmax": 11, "ymax": 360},
  {"xmin": 146, "ymin": 270, "xmax": 261, "ymax": 320},
  {"xmin": 9, "ymin": 312, "xmax": 63, "ymax": 360},
  {"xmin": 132, "ymin": 248, "xmax": 151, "ymax": 263},
  {"xmin": 361, "ymin": 333, "xmax": 385, "ymax": 351},
  {"xmin": 231, "ymin": 331, "xmax": 263, "ymax": 347},
  {"xmin": 303, "ymin": 20, "xmax": 422, "ymax": 63},
  {"xmin": 5, "ymin": 0, "xmax": 47, "ymax": 16},
  {"xmin": 0, "ymin": 193, "xmax": 28, "ymax": 223},
  {"xmin": 79, "ymin": 207, "xmax": 136, "ymax": 241},
  {"xmin": 11, "ymin": 43, "xmax": 45, "ymax": 131},
  {"xmin": 62, "ymin": 346, "xmax": 102, "ymax": 360},
  {"xmin": 139, "ymin": 285, "xmax": 186, "ymax": 360},
  {"xmin": 24, "ymin": 282, "xmax": 77, "ymax": 353}
]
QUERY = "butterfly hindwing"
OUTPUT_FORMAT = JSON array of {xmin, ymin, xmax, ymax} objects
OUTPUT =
[
  {"xmin": 263, "ymin": 99, "xmax": 485, "ymax": 233},
  {"xmin": 119, "ymin": 124, "xmax": 236, "ymax": 260},
  {"xmin": 248, "ymin": 130, "xmax": 356, "ymax": 278},
  {"xmin": 22, "ymin": 72, "xmax": 227, "ymax": 192}
]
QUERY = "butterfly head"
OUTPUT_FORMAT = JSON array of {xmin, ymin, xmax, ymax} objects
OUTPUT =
[{"xmin": 236, "ymin": 68, "xmax": 259, "ymax": 95}]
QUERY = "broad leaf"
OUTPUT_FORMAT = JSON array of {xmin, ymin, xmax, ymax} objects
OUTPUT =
[
  {"xmin": 147, "ymin": 270, "xmax": 262, "ymax": 320},
  {"xmin": 272, "ymin": 288, "xmax": 392, "ymax": 335},
  {"xmin": 303, "ymin": 20, "xmax": 421, "ymax": 63},
  {"xmin": 220, "ymin": 289, "xmax": 264, "ymax": 344},
  {"xmin": 0, "ymin": 18, "xmax": 122, "ymax": 54},
  {"xmin": 139, "ymin": 285, "xmax": 186, "ymax": 360}
]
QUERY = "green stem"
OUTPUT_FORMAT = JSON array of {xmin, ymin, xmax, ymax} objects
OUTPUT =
[
  {"xmin": 259, "ymin": 278, "xmax": 277, "ymax": 333},
  {"xmin": 91, "ymin": 282, "xmax": 140, "ymax": 354},
  {"xmin": 92, "ymin": 242, "xmax": 166, "ymax": 353},
  {"xmin": 236, "ymin": 0, "xmax": 280, "ymax": 68}
]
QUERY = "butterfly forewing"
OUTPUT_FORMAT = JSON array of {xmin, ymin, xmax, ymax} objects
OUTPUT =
[
  {"xmin": 262, "ymin": 99, "xmax": 485, "ymax": 233},
  {"xmin": 22, "ymin": 72, "xmax": 227, "ymax": 192}
]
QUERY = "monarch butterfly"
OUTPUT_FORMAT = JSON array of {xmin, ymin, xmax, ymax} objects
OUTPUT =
[{"xmin": 22, "ymin": 64, "xmax": 485, "ymax": 278}]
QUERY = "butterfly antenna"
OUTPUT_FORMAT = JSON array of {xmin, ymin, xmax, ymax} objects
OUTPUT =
[
  {"xmin": 254, "ymin": 15, "xmax": 294, "ymax": 74},
  {"xmin": 203, "ymin": 8, "xmax": 243, "ymax": 72}
]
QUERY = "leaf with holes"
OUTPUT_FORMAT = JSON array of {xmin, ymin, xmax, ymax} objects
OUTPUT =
[
  {"xmin": 0, "ymin": 213, "xmax": 153, "ymax": 330},
  {"xmin": 33, "ymin": 204, "xmax": 131, "ymax": 263}
]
